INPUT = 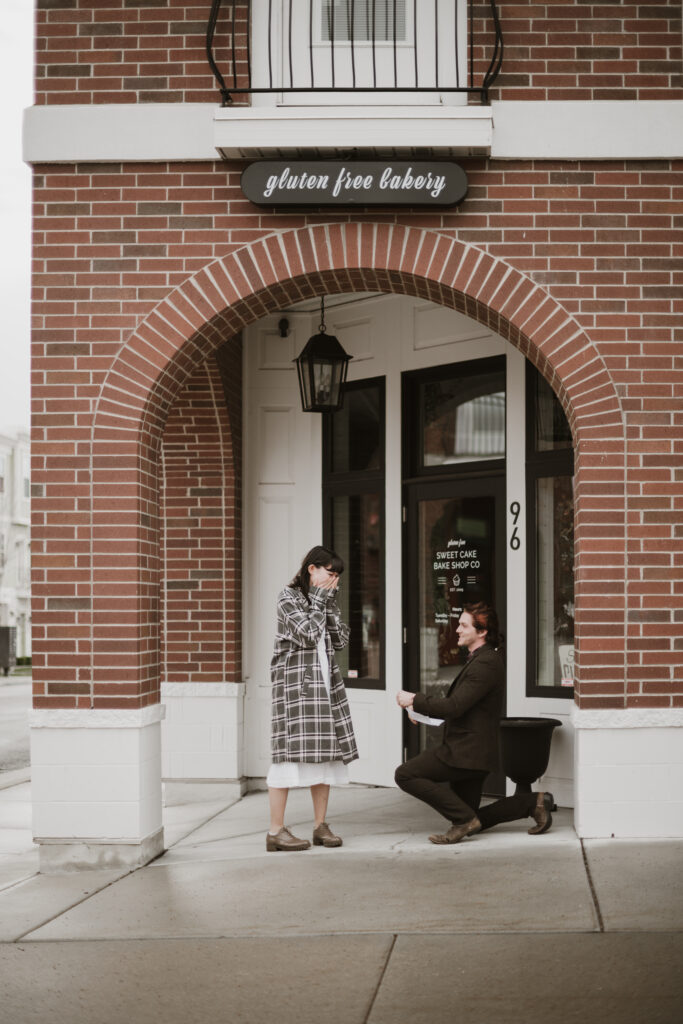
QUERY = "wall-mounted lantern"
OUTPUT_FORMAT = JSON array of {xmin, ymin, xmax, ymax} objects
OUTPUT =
[{"xmin": 294, "ymin": 297, "xmax": 352, "ymax": 413}]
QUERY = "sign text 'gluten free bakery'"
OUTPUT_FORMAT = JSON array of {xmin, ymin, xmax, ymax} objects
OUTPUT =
[{"xmin": 241, "ymin": 160, "xmax": 468, "ymax": 207}]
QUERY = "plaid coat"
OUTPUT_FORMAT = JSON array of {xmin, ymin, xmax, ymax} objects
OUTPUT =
[{"xmin": 270, "ymin": 584, "xmax": 359, "ymax": 765}]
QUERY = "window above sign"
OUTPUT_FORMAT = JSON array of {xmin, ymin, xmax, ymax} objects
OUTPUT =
[
  {"xmin": 320, "ymin": 1, "xmax": 408, "ymax": 43},
  {"xmin": 210, "ymin": 1, "xmax": 501, "ymax": 158}
]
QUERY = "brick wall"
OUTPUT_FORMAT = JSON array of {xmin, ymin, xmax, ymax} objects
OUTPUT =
[
  {"xmin": 35, "ymin": 1, "xmax": 683, "ymax": 105},
  {"xmin": 29, "ymin": 158, "xmax": 683, "ymax": 710},
  {"xmin": 35, "ymin": 0, "xmax": 244, "ymax": 105},
  {"xmin": 160, "ymin": 343, "xmax": 242, "ymax": 686},
  {"xmin": 481, "ymin": 0, "xmax": 683, "ymax": 101}
]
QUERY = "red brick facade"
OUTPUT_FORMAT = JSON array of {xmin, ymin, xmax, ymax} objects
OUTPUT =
[
  {"xmin": 160, "ymin": 342, "xmax": 242, "ymax": 687},
  {"xmin": 29, "ymin": 2, "xmax": 683, "ymax": 716},
  {"xmin": 35, "ymin": 1, "xmax": 683, "ymax": 106}
]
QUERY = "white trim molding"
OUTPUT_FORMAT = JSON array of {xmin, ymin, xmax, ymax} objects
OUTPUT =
[
  {"xmin": 161, "ymin": 681, "xmax": 245, "ymax": 698},
  {"xmin": 23, "ymin": 102, "xmax": 217, "ymax": 163},
  {"xmin": 30, "ymin": 704, "xmax": 166, "ymax": 729},
  {"xmin": 23, "ymin": 100, "xmax": 683, "ymax": 165},
  {"xmin": 572, "ymin": 706, "xmax": 683, "ymax": 730},
  {"xmin": 491, "ymin": 100, "xmax": 683, "ymax": 159}
]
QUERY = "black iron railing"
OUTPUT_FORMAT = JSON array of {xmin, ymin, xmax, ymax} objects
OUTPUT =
[{"xmin": 207, "ymin": 1, "xmax": 503, "ymax": 106}]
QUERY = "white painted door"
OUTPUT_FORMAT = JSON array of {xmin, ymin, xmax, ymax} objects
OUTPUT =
[{"xmin": 242, "ymin": 317, "xmax": 324, "ymax": 780}]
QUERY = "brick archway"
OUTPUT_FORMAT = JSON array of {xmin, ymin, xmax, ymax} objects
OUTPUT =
[{"xmin": 90, "ymin": 223, "xmax": 626, "ymax": 709}]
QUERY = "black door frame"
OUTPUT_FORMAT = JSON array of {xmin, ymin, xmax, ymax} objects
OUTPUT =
[
  {"xmin": 402, "ymin": 472, "xmax": 507, "ymax": 764},
  {"xmin": 400, "ymin": 355, "xmax": 508, "ymax": 794}
]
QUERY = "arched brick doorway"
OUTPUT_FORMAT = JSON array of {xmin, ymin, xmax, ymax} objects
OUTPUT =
[
  {"xmin": 92, "ymin": 224, "xmax": 624, "ymax": 708},
  {"xmin": 33, "ymin": 224, "xmax": 626, "ymax": 868}
]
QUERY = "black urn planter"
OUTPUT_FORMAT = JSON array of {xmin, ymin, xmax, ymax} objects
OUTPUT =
[{"xmin": 499, "ymin": 717, "xmax": 562, "ymax": 795}]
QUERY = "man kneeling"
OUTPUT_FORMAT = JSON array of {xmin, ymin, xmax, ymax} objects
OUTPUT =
[{"xmin": 395, "ymin": 603, "xmax": 553, "ymax": 843}]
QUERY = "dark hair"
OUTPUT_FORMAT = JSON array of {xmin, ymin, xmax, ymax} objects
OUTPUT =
[
  {"xmin": 290, "ymin": 545, "xmax": 344, "ymax": 598},
  {"xmin": 464, "ymin": 602, "xmax": 504, "ymax": 650}
]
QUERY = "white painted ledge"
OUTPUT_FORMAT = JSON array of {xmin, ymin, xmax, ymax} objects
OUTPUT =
[
  {"xmin": 572, "ymin": 706, "xmax": 683, "ymax": 730},
  {"xmin": 30, "ymin": 704, "xmax": 166, "ymax": 729},
  {"xmin": 161, "ymin": 681, "xmax": 245, "ymax": 698},
  {"xmin": 23, "ymin": 100, "xmax": 683, "ymax": 164},
  {"xmin": 491, "ymin": 100, "xmax": 683, "ymax": 159},
  {"xmin": 23, "ymin": 103, "xmax": 218, "ymax": 163},
  {"xmin": 213, "ymin": 105, "xmax": 493, "ymax": 157}
]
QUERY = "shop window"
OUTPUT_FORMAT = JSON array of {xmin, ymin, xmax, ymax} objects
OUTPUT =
[
  {"xmin": 526, "ymin": 366, "xmax": 575, "ymax": 697},
  {"xmin": 323, "ymin": 378, "xmax": 385, "ymax": 689},
  {"xmin": 405, "ymin": 357, "xmax": 506, "ymax": 475}
]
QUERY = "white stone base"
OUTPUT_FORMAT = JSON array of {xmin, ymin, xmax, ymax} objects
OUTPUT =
[
  {"xmin": 30, "ymin": 704, "xmax": 165, "ymax": 872},
  {"xmin": 37, "ymin": 828, "xmax": 164, "ymax": 874},
  {"xmin": 573, "ymin": 707, "xmax": 683, "ymax": 838},
  {"xmin": 161, "ymin": 682, "xmax": 245, "ymax": 782}
]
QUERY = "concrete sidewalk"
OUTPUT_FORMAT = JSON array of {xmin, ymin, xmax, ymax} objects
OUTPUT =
[{"xmin": 0, "ymin": 779, "xmax": 681, "ymax": 1023}]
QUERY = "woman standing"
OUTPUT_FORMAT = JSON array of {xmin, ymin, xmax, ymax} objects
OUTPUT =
[{"xmin": 267, "ymin": 545, "xmax": 359, "ymax": 851}]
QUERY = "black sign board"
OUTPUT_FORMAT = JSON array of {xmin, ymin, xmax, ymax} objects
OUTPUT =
[{"xmin": 241, "ymin": 160, "xmax": 468, "ymax": 208}]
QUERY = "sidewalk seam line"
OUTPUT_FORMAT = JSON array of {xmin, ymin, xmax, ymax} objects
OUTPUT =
[
  {"xmin": 6, "ymin": 926, "xmax": 622, "ymax": 945},
  {"xmin": 163, "ymin": 797, "xmax": 242, "ymax": 849},
  {"xmin": 580, "ymin": 839, "xmax": 605, "ymax": 933},
  {"xmin": 0, "ymin": 870, "xmax": 40, "ymax": 896},
  {"xmin": 363, "ymin": 932, "xmax": 397, "ymax": 1024},
  {"xmin": 11, "ymin": 870, "xmax": 136, "ymax": 944}
]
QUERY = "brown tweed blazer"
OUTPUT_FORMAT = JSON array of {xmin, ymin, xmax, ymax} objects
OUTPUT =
[{"xmin": 270, "ymin": 584, "xmax": 359, "ymax": 765}]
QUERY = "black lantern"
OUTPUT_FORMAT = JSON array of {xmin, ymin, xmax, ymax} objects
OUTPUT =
[{"xmin": 294, "ymin": 297, "xmax": 352, "ymax": 413}]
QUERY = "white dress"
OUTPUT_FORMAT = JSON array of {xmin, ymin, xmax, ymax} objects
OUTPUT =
[{"xmin": 266, "ymin": 633, "xmax": 350, "ymax": 789}]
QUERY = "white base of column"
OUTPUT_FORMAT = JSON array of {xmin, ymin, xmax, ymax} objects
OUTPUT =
[
  {"xmin": 161, "ymin": 682, "xmax": 245, "ymax": 783},
  {"xmin": 573, "ymin": 707, "xmax": 683, "ymax": 838},
  {"xmin": 36, "ymin": 828, "xmax": 165, "ymax": 873},
  {"xmin": 30, "ymin": 704, "xmax": 165, "ymax": 873}
]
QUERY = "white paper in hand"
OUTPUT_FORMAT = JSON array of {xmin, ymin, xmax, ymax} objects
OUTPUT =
[{"xmin": 407, "ymin": 709, "xmax": 444, "ymax": 727}]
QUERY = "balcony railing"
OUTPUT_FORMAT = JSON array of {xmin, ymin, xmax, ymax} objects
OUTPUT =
[{"xmin": 207, "ymin": 1, "xmax": 503, "ymax": 106}]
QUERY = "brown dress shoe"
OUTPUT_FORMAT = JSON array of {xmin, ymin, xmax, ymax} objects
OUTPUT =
[
  {"xmin": 266, "ymin": 826, "xmax": 311, "ymax": 852},
  {"xmin": 429, "ymin": 816, "xmax": 482, "ymax": 845},
  {"xmin": 528, "ymin": 792, "xmax": 554, "ymax": 835},
  {"xmin": 312, "ymin": 821, "xmax": 343, "ymax": 847}
]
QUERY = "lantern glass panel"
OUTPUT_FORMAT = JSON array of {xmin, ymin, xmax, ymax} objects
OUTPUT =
[
  {"xmin": 296, "ymin": 360, "xmax": 312, "ymax": 409},
  {"xmin": 313, "ymin": 360, "xmax": 334, "ymax": 406}
]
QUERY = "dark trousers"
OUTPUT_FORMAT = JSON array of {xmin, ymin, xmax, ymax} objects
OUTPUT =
[{"xmin": 395, "ymin": 748, "xmax": 537, "ymax": 829}]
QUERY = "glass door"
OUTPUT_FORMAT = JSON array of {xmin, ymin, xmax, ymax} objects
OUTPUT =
[{"xmin": 404, "ymin": 476, "xmax": 506, "ymax": 792}]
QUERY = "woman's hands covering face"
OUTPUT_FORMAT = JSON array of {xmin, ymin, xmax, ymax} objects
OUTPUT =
[{"xmin": 309, "ymin": 565, "xmax": 339, "ymax": 590}]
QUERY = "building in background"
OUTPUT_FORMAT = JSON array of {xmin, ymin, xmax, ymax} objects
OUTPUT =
[
  {"xmin": 0, "ymin": 431, "xmax": 31, "ymax": 663},
  {"xmin": 22, "ymin": 1, "xmax": 683, "ymax": 870}
]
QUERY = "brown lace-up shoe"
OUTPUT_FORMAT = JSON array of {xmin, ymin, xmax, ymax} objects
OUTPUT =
[
  {"xmin": 528, "ymin": 792, "xmax": 554, "ymax": 835},
  {"xmin": 266, "ymin": 826, "xmax": 311, "ymax": 852},
  {"xmin": 429, "ymin": 816, "xmax": 481, "ymax": 845},
  {"xmin": 312, "ymin": 821, "xmax": 343, "ymax": 847}
]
